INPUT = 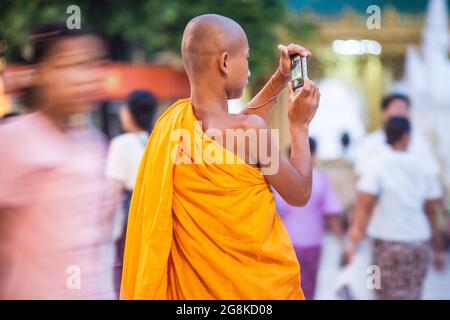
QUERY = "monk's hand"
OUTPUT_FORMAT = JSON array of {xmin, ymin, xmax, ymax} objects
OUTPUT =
[
  {"xmin": 288, "ymin": 78, "xmax": 320, "ymax": 127},
  {"xmin": 277, "ymin": 43, "xmax": 311, "ymax": 81}
]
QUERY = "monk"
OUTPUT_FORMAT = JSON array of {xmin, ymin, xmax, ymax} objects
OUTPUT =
[{"xmin": 121, "ymin": 14, "xmax": 321, "ymax": 300}]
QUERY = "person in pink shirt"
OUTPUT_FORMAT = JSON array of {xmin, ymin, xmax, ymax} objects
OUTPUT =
[
  {"xmin": 275, "ymin": 137, "xmax": 344, "ymax": 300},
  {"xmin": 0, "ymin": 22, "xmax": 117, "ymax": 299}
]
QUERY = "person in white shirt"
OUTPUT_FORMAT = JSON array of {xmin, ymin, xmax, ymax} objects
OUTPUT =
[
  {"xmin": 347, "ymin": 117, "xmax": 445, "ymax": 300},
  {"xmin": 355, "ymin": 94, "xmax": 440, "ymax": 177},
  {"xmin": 105, "ymin": 90, "xmax": 158, "ymax": 293}
]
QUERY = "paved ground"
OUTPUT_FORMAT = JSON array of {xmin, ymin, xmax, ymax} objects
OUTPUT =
[{"xmin": 314, "ymin": 234, "xmax": 450, "ymax": 300}]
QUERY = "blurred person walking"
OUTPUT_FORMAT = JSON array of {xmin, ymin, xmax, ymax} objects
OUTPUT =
[
  {"xmin": 0, "ymin": 22, "xmax": 118, "ymax": 299},
  {"xmin": 275, "ymin": 138, "xmax": 345, "ymax": 300},
  {"xmin": 355, "ymin": 94, "xmax": 439, "ymax": 177},
  {"xmin": 347, "ymin": 117, "xmax": 446, "ymax": 300},
  {"xmin": 355, "ymin": 94, "xmax": 448, "ymax": 224},
  {"xmin": 105, "ymin": 90, "xmax": 157, "ymax": 294}
]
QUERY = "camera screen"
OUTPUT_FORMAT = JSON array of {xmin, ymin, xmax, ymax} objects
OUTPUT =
[{"xmin": 292, "ymin": 61, "xmax": 302, "ymax": 80}]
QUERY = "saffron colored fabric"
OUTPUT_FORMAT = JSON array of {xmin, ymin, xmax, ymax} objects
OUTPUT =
[{"xmin": 120, "ymin": 99, "xmax": 303, "ymax": 300}]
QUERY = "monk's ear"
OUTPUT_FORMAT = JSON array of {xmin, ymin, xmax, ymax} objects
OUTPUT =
[{"xmin": 218, "ymin": 52, "xmax": 229, "ymax": 76}]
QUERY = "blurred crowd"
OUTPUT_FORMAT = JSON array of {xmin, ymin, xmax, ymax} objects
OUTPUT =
[
  {"xmin": 277, "ymin": 94, "xmax": 449, "ymax": 300},
  {"xmin": 0, "ymin": 22, "xmax": 449, "ymax": 300},
  {"xmin": 0, "ymin": 23, "xmax": 157, "ymax": 299}
]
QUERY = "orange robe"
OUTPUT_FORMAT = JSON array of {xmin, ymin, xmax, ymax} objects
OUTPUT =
[{"xmin": 120, "ymin": 98, "xmax": 304, "ymax": 299}]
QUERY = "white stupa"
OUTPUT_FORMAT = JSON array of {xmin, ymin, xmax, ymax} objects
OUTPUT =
[
  {"xmin": 309, "ymin": 78, "xmax": 365, "ymax": 160},
  {"xmin": 405, "ymin": 0, "xmax": 450, "ymax": 180}
]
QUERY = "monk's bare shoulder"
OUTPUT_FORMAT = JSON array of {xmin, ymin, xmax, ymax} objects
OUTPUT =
[
  {"xmin": 226, "ymin": 113, "xmax": 269, "ymax": 131},
  {"xmin": 206, "ymin": 113, "xmax": 271, "ymax": 166},
  {"xmin": 229, "ymin": 114, "xmax": 273, "ymax": 164}
]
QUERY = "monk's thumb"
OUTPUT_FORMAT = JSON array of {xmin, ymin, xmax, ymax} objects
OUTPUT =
[{"xmin": 288, "ymin": 82, "xmax": 295, "ymax": 99}]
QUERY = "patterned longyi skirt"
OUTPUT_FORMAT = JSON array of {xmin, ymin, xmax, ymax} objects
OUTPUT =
[{"xmin": 372, "ymin": 239, "xmax": 431, "ymax": 300}]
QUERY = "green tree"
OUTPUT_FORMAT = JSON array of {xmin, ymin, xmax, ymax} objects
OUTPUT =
[{"xmin": 1, "ymin": 0, "xmax": 289, "ymax": 88}]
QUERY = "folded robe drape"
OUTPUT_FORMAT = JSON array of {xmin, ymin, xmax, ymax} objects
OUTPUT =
[{"xmin": 120, "ymin": 98, "xmax": 304, "ymax": 300}]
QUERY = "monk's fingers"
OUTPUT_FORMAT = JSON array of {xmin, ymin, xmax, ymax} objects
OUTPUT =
[
  {"xmin": 312, "ymin": 86, "xmax": 319, "ymax": 101},
  {"xmin": 312, "ymin": 85, "xmax": 321, "ymax": 105},
  {"xmin": 286, "ymin": 43, "xmax": 311, "ymax": 58},
  {"xmin": 288, "ymin": 82, "xmax": 295, "ymax": 100},
  {"xmin": 289, "ymin": 82, "xmax": 303, "ymax": 101},
  {"xmin": 277, "ymin": 44, "xmax": 289, "ymax": 56},
  {"xmin": 299, "ymin": 78, "xmax": 312, "ymax": 97},
  {"xmin": 308, "ymin": 80, "xmax": 317, "ymax": 97},
  {"xmin": 277, "ymin": 44, "xmax": 285, "ymax": 54}
]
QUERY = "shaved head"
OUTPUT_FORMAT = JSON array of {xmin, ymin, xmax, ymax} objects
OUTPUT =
[{"xmin": 182, "ymin": 14, "xmax": 248, "ymax": 78}]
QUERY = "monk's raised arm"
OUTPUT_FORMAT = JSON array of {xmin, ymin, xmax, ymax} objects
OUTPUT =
[{"xmin": 247, "ymin": 79, "xmax": 320, "ymax": 206}]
